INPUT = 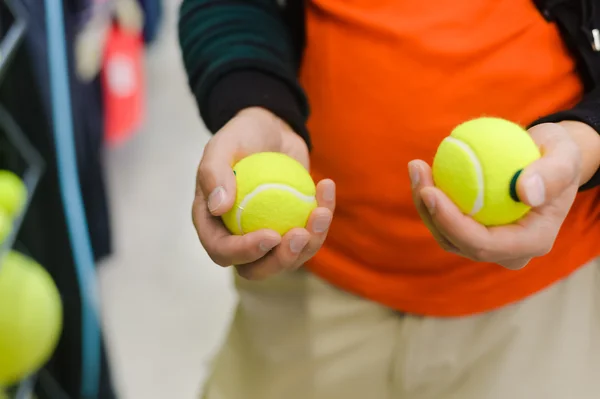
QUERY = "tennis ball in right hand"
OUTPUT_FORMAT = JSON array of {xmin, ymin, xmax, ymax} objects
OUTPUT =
[
  {"xmin": 0, "ymin": 170, "xmax": 27, "ymax": 217},
  {"xmin": 432, "ymin": 117, "xmax": 541, "ymax": 226},
  {"xmin": 0, "ymin": 251, "xmax": 63, "ymax": 386},
  {"xmin": 222, "ymin": 152, "xmax": 317, "ymax": 236}
]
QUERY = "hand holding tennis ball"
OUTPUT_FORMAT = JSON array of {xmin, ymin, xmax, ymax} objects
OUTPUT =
[
  {"xmin": 0, "ymin": 251, "xmax": 63, "ymax": 386},
  {"xmin": 410, "ymin": 117, "xmax": 583, "ymax": 269},
  {"xmin": 221, "ymin": 152, "xmax": 317, "ymax": 235},
  {"xmin": 193, "ymin": 107, "xmax": 335, "ymax": 280},
  {"xmin": 432, "ymin": 117, "xmax": 541, "ymax": 226}
]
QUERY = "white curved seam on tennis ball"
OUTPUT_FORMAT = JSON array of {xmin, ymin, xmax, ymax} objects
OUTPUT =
[
  {"xmin": 444, "ymin": 137, "xmax": 484, "ymax": 215},
  {"xmin": 236, "ymin": 183, "xmax": 315, "ymax": 234}
]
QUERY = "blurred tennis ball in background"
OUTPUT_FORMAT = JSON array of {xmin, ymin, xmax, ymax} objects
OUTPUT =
[
  {"xmin": 0, "ymin": 211, "xmax": 11, "ymax": 244},
  {"xmin": 222, "ymin": 152, "xmax": 317, "ymax": 236},
  {"xmin": 432, "ymin": 117, "xmax": 541, "ymax": 226},
  {"xmin": 0, "ymin": 251, "xmax": 63, "ymax": 386},
  {"xmin": 0, "ymin": 170, "xmax": 27, "ymax": 218}
]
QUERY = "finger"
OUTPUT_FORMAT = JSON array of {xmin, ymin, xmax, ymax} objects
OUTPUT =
[
  {"xmin": 192, "ymin": 195, "xmax": 281, "ymax": 266},
  {"xmin": 236, "ymin": 228, "xmax": 311, "ymax": 280},
  {"xmin": 236, "ymin": 205, "xmax": 333, "ymax": 280},
  {"xmin": 408, "ymin": 160, "xmax": 460, "ymax": 252},
  {"xmin": 420, "ymin": 186, "xmax": 496, "ymax": 260},
  {"xmin": 422, "ymin": 186, "xmax": 558, "ymax": 263},
  {"xmin": 297, "ymin": 206, "xmax": 334, "ymax": 264},
  {"xmin": 196, "ymin": 139, "xmax": 237, "ymax": 216},
  {"xmin": 498, "ymin": 257, "xmax": 533, "ymax": 270},
  {"xmin": 518, "ymin": 123, "xmax": 581, "ymax": 207},
  {"xmin": 280, "ymin": 180, "xmax": 336, "ymax": 266},
  {"xmin": 316, "ymin": 179, "xmax": 336, "ymax": 212}
]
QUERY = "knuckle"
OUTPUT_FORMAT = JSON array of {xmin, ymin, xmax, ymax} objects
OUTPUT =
[
  {"xmin": 533, "ymin": 242, "xmax": 554, "ymax": 257},
  {"xmin": 302, "ymin": 243, "xmax": 321, "ymax": 259},
  {"xmin": 237, "ymin": 266, "xmax": 267, "ymax": 281},
  {"xmin": 208, "ymin": 253, "xmax": 230, "ymax": 267},
  {"xmin": 202, "ymin": 137, "xmax": 216, "ymax": 155},
  {"xmin": 501, "ymin": 259, "xmax": 531, "ymax": 270},
  {"xmin": 554, "ymin": 157, "xmax": 579, "ymax": 182},
  {"xmin": 275, "ymin": 251, "xmax": 299, "ymax": 270},
  {"xmin": 470, "ymin": 247, "xmax": 492, "ymax": 262},
  {"xmin": 191, "ymin": 205, "xmax": 198, "ymax": 226},
  {"xmin": 200, "ymin": 240, "xmax": 231, "ymax": 267},
  {"xmin": 197, "ymin": 159, "xmax": 212, "ymax": 185},
  {"xmin": 236, "ymin": 267, "xmax": 254, "ymax": 280},
  {"xmin": 191, "ymin": 201, "xmax": 203, "ymax": 225}
]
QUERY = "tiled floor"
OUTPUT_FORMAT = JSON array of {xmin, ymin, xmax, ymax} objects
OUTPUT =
[{"xmin": 98, "ymin": 3, "xmax": 236, "ymax": 398}]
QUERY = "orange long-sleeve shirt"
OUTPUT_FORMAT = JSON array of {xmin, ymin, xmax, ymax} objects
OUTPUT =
[{"xmin": 302, "ymin": 0, "xmax": 600, "ymax": 316}]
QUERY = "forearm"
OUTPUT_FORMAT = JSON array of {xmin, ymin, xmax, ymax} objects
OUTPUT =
[
  {"xmin": 178, "ymin": 0, "xmax": 310, "ymax": 145},
  {"xmin": 557, "ymin": 121, "xmax": 600, "ymax": 187}
]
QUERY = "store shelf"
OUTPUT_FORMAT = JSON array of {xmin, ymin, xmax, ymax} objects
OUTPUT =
[
  {"xmin": 0, "ymin": 105, "xmax": 45, "ymax": 399},
  {"xmin": 0, "ymin": 104, "xmax": 45, "ymax": 261},
  {"xmin": 0, "ymin": 0, "xmax": 44, "ymax": 262},
  {"xmin": 0, "ymin": 0, "xmax": 46, "ymax": 396}
]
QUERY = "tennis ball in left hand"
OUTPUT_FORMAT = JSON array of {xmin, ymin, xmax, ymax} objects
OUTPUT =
[
  {"xmin": 432, "ymin": 117, "xmax": 541, "ymax": 226},
  {"xmin": 222, "ymin": 152, "xmax": 317, "ymax": 236},
  {"xmin": 0, "ymin": 251, "xmax": 63, "ymax": 386},
  {"xmin": 0, "ymin": 170, "xmax": 27, "ymax": 217}
]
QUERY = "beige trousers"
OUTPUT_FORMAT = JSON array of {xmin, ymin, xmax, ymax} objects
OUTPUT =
[{"xmin": 203, "ymin": 259, "xmax": 600, "ymax": 399}]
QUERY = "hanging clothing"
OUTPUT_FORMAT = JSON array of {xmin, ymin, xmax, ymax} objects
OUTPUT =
[
  {"xmin": 139, "ymin": 0, "xmax": 162, "ymax": 44},
  {"xmin": 0, "ymin": 0, "xmax": 115, "ymax": 397}
]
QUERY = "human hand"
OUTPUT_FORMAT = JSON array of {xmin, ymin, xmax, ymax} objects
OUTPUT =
[
  {"xmin": 193, "ymin": 107, "xmax": 336, "ymax": 280},
  {"xmin": 409, "ymin": 122, "xmax": 583, "ymax": 270}
]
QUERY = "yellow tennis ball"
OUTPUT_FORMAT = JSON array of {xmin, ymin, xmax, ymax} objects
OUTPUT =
[
  {"xmin": 0, "ymin": 251, "xmax": 63, "ymax": 386},
  {"xmin": 0, "ymin": 170, "xmax": 27, "ymax": 217},
  {"xmin": 0, "ymin": 210, "xmax": 12, "ymax": 244},
  {"xmin": 222, "ymin": 152, "xmax": 317, "ymax": 236},
  {"xmin": 432, "ymin": 117, "xmax": 541, "ymax": 226}
]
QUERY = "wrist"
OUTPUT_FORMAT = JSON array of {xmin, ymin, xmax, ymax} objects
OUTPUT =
[
  {"xmin": 237, "ymin": 106, "xmax": 281, "ymax": 123},
  {"xmin": 557, "ymin": 121, "xmax": 600, "ymax": 187},
  {"xmin": 237, "ymin": 107, "xmax": 296, "ymax": 133}
]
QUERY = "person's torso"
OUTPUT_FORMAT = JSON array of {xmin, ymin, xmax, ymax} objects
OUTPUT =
[{"xmin": 300, "ymin": 0, "xmax": 600, "ymax": 315}]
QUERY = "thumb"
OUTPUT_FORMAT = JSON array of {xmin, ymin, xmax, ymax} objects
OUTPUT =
[
  {"xmin": 196, "ymin": 142, "xmax": 237, "ymax": 216},
  {"xmin": 516, "ymin": 124, "xmax": 580, "ymax": 207},
  {"xmin": 196, "ymin": 107, "xmax": 288, "ymax": 216}
]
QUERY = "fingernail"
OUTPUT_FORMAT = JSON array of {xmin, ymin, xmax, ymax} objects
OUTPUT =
[
  {"xmin": 523, "ymin": 174, "xmax": 545, "ymax": 207},
  {"xmin": 313, "ymin": 215, "xmax": 332, "ymax": 234},
  {"xmin": 408, "ymin": 163, "xmax": 420, "ymax": 188},
  {"xmin": 208, "ymin": 186, "xmax": 225, "ymax": 212},
  {"xmin": 290, "ymin": 235, "xmax": 309, "ymax": 254},
  {"xmin": 424, "ymin": 193, "xmax": 436, "ymax": 214},
  {"xmin": 259, "ymin": 238, "xmax": 279, "ymax": 252},
  {"xmin": 323, "ymin": 183, "xmax": 335, "ymax": 202}
]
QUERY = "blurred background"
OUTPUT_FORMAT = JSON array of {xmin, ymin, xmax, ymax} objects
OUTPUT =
[
  {"xmin": 98, "ymin": 1, "xmax": 236, "ymax": 398},
  {"xmin": 0, "ymin": 0, "xmax": 236, "ymax": 398}
]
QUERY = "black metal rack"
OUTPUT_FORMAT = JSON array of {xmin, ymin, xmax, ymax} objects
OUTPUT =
[{"xmin": 0, "ymin": 0, "xmax": 47, "ymax": 397}]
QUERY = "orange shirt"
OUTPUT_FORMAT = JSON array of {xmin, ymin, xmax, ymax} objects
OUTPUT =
[{"xmin": 300, "ymin": 0, "xmax": 600, "ymax": 316}]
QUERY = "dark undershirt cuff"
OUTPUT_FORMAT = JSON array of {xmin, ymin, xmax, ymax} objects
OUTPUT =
[
  {"xmin": 530, "ymin": 106, "xmax": 600, "ymax": 191},
  {"xmin": 202, "ymin": 70, "xmax": 311, "ymax": 149}
]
